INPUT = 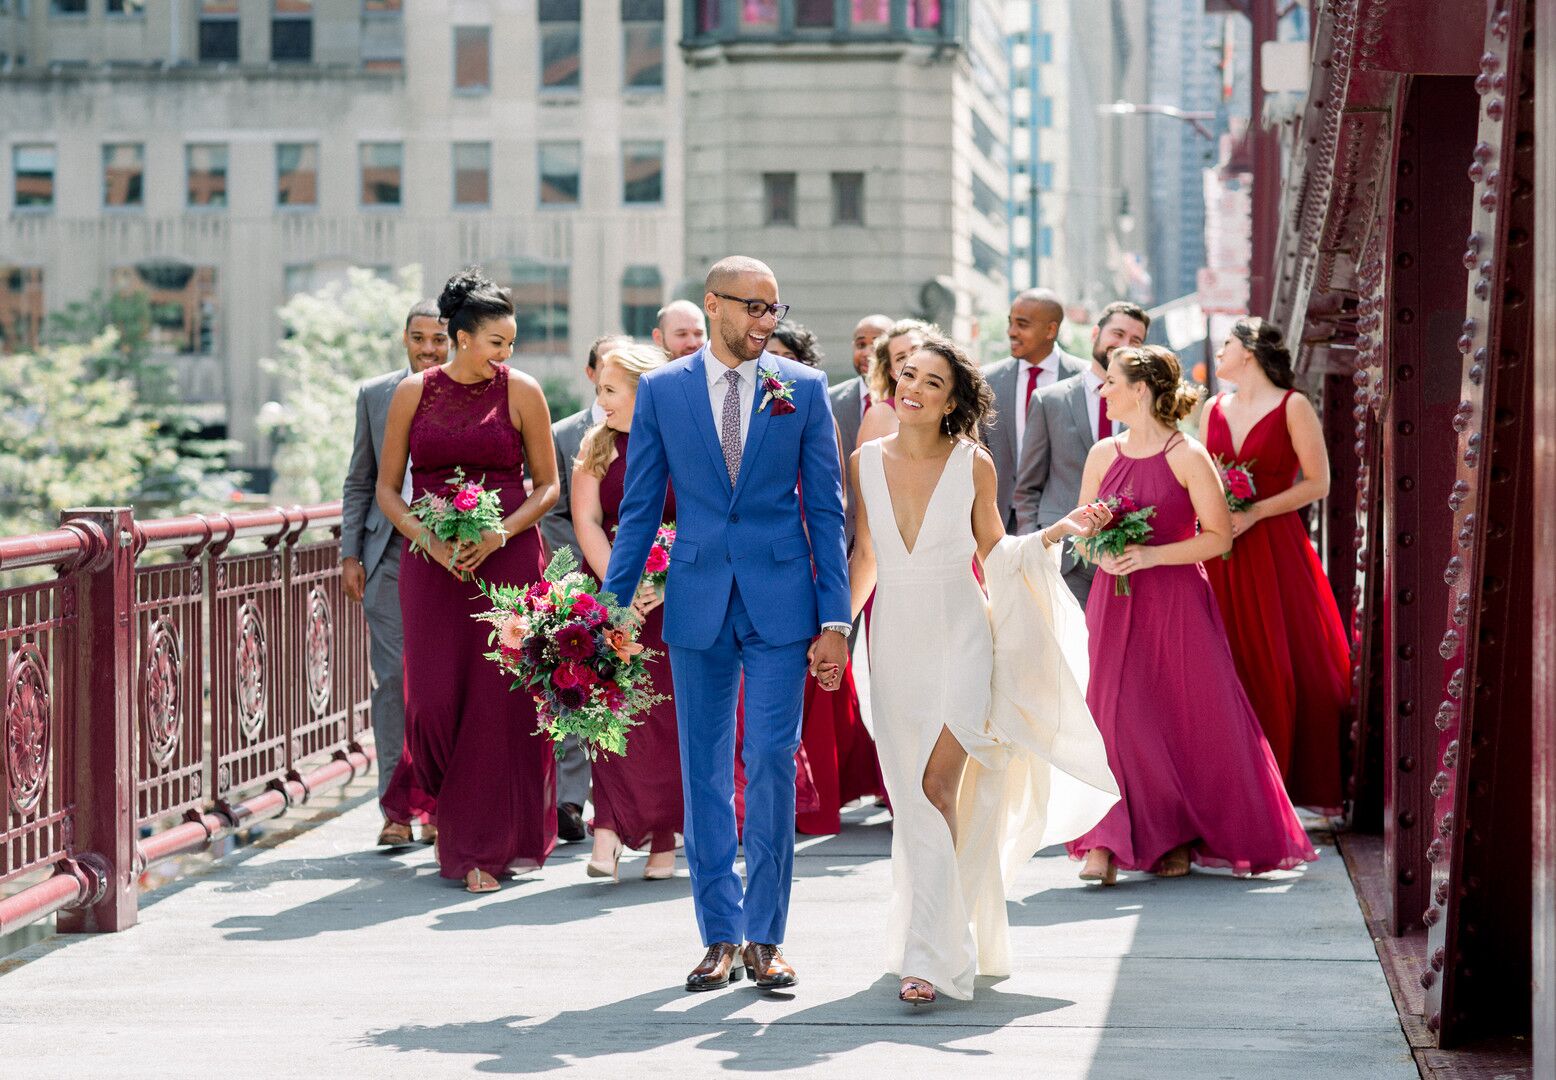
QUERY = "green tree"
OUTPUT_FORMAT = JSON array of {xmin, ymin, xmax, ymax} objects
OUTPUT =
[
  {"xmin": 0, "ymin": 333, "xmax": 159, "ymax": 536},
  {"xmin": 259, "ymin": 266, "xmax": 423, "ymax": 504}
]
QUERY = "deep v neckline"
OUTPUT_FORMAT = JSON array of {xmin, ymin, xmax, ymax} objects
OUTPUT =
[
  {"xmin": 878, "ymin": 440, "xmax": 958, "ymax": 557},
  {"xmin": 1219, "ymin": 392, "xmax": 1291, "ymax": 458}
]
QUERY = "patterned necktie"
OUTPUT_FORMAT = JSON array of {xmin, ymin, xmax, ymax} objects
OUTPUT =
[{"xmin": 720, "ymin": 369, "xmax": 742, "ymax": 486}]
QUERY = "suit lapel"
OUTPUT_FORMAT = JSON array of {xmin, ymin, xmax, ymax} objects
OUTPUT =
[
  {"xmin": 679, "ymin": 347, "xmax": 734, "ymax": 495},
  {"xmin": 1069, "ymin": 377, "xmax": 1095, "ymax": 448},
  {"xmin": 732, "ymin": 357, "xmax": 779, "ymax": 505}
]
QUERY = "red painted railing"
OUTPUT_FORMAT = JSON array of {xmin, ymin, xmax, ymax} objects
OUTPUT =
[{"xmin": 0, "ymin": 504, "xmax": 373, "ymax": 938}]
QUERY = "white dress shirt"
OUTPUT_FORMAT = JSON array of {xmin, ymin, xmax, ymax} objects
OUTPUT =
[
  {"xmin": 706, "ymin": 356, "xmax": 758, "ymax": 451},
  {"xmin": 590, "ymin": 401, "xmax": 606, "ymax": 423},
  {"xmin": 1014, "ymin": 354, "xmax": 1063, "ymax": 453}
]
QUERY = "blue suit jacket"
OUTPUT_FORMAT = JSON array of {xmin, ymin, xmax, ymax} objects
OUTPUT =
[{"xmin": 602, "ymin": 346, "xmax": 850, "ymax": 651}]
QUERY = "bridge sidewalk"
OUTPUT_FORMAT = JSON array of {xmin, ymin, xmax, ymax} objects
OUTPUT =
[{"xmin": 1, "ymin": 799, "xmax": 1415, "ymax": 1079}]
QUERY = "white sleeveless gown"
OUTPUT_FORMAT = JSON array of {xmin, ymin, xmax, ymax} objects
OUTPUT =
[{"xmin": 860, "ymin": 438, "xmax": 1119, "ymax": 999}]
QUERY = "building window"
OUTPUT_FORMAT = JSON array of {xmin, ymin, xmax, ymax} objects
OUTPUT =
[
  {"xmin": 972, "ymin": 173, "xmax": 1004, "ymax": 225},
  {"xmin": 108, "ymin": 0, "xmax": 148, "ymax": 14},
  {"xmin": 103, "ymin": 143, "xmax": 144, "ymax": 209},
  {"xmin": 276, "ymin": 143, "xmax": 318, "ymax": 207},
  {"xmin": 361, "ymin": 0, "xmax": 403, "ymax": 71},
  {"xmin": 505, "ymin": 258, "xmax": 570, "ymax": 356},
  {"xmin": 695, "ymin": 0, "xmax": 720, "ymax": 31},
  {"xmin": 831, "ymin": 172, "xmax": 863, "ymax": 226},
  {"xmin": 453, "ymin": 25, "xmax": 490, "ymax": 93},
  {"xmin": 272, "ymin": 0, "xmax": 313, "ymax": 63},
  {"xmin": 971, "ymin": 111, "xmax": 1004, "ymax": 166},
  {"xmin": 360, "ymin": 142, "xmax": 403, "ymax": 206},
  {"xmin": 539, "ymin": 0, "xmax": 580, "ymax": 91},
  {"xmin": 50, "ymin": 0, "xmax": 87, "ymax": 14},
  {"xmin": 199, "ymin": 1, "xmax": 240, "ymax": 62},
  {"xmin": 453, "ymin": 142, "xmax": 490, "ymax": 209},
  {"xmin": 622, "ymin": 0, "xmax": 663, "ymax": 91},
  {"xmin": 908, "ymin": 0, "xmax": 941, "ymax": 30},
  {"xmin": 0, "ymin": 267, "xmax": 44, "ymax": 355},
  {"xmin": 12, "ymin": 145, "xmax": 54, "ymax": 209},
  {"xmin": 851, "ymin": 0, "xmax": 889, "ymax": 27},
  {"xmin": 971, "ymin": 234, "xmax": 1004, "ymax": 281},
  {"xmin": 186, "ymin": 144, "xmax": 228, "ymax": 207},
  {"xmin": 741, "ymin": 0, "xmax": 777, "ymax": 27},
  {"xmin": 796, "ymin": 0, "xmax": 833, "ymax": 27},
  {"xmin": 538, "ymin": 141, "xmax": 581, "ymax": 206},
  {"xmin": 623, "ymin": 141, "xmax": 664, "ymax": 204},
  {"xmin": 1034, "ymin": 95, "xmax": 1054, "ymax": 127},
  {"xmin": 621, "ymin": 265, "xmax": 662, "ymax": 339},
  {"xmin": 112, "ymin": 261, "xmax": 218, "ymax": 355},
  {"xmin": 763, "ymin": 172, "xmax": 796, "ymax": 226}
]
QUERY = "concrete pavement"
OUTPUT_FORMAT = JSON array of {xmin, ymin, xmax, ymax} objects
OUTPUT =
[{"xmin": 0, "ymin": 799, "xmax": 1415, "ymax": 1079}]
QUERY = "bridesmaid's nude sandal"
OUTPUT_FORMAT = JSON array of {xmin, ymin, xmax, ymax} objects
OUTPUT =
[
  {"xmin": 465, "ymin": 869, "xmax": 500, "ymax": 893},
  {"xmin": 898, "ymin": 978, "xmax": 937, "ymax": 1006},
  {"xmin": 1154, "ymin": 846, "xmax": 1192, "ymax": 878},
  {"xmin": 1078, "ymin": 850, "xmax": 1118, "ymax": 886}
]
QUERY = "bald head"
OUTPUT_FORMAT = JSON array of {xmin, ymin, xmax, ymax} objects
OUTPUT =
[
  {"xmin": 706, "ymin": 255, "xmax": 776, "ymax": 295},
  {"xmin": 653, "ymin": 299, "xmax": 707, "ymax": 359},
  {"xmin": 852, "ymin": 314, "xmax": 895, "ymax": 377},
  {"xmin": 1008, "ymin": 288, "xmax": 1065, "ymax": 363},
  {"xmin": 703, "ymin": 256, "xmax": 781, "ymax": 366}
]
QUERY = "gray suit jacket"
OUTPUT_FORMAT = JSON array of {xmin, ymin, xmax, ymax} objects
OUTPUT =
[
  {"xmin": 980, "ymin": 349, "xmax": 1088, "ymax": 530},
  {"xmin": 538, "ymin": 406, "xmax": 593, "ymax": 566},
  {"xmin": 828, "ymin": 376, "xmax": 868, "ymax": 544},
  {"xmin": 341, "ymin": 368, "xmax": 410, "ymax": 579}
]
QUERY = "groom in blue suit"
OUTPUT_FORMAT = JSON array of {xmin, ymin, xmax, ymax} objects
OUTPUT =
[{"xmin": 603, "ymin": 256, "xmax": 851, "ymax": 992}]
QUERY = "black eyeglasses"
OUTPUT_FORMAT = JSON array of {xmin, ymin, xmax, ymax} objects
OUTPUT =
[{"xmin": 711, "ymin": 292, "xmax": 790, "ymax": 321}]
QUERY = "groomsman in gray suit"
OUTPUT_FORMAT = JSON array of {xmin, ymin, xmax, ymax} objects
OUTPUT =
[
  {"xmin": 341, "ymin": 299, "xmax": 447, "ymax": 847},
  {"xmin": 829, "ymin": 313, "xmax": 892, "ymax": 544},
  {"xmin": 980, "ymin": 289, "xmax": 1088, "ymax": 531},
  {"xmin": 1014, "ymin": 300, "xmax": 1151, "ymax": 604}
]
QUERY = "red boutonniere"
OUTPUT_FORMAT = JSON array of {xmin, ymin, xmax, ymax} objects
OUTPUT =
[{"xmin": 759, "ymin": 370, "xmax": 797, "ymax": 416}]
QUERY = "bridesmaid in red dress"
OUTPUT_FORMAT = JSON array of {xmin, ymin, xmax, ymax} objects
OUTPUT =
[
  {"xmin": 571, "ymin": 342, "xmax": 684, "ymax": 881},
  {"xmin": 376, "ymin": 268, "xmax": 560, "ymax": 893},
  {"xmin": 1066, "ymin": 346, "xmax": 1315, "ymax": 884},
  {"xmin": 1202, "ymin": 317, "xmax": 1350, "ymax": 813}
]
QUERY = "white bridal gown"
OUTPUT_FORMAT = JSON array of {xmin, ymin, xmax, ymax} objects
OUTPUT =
[{"xmin": 859, "ymin": 437, "xmax": 1120, "ymax": 999}]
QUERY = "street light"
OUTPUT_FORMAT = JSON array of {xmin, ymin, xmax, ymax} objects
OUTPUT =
[{"xmin": 1098, "ymin": 100, "xmax": 1217, "ymax": 141}]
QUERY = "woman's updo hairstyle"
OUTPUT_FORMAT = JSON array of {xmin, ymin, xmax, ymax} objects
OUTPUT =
[
  {"xmin": 910, "ymin": 332, "xmax": 995, "ymax": 442},
  {"xmin": 1231, "ymin": 316, "xmax": 1296, "ymax": 390},
  {"xmin": 1110, "ymin": 345, "xmax": 1202, "ymax": 427},
  {"xmin": 438, "ymin": 266, "xmax": 515, "ymax": 344}
]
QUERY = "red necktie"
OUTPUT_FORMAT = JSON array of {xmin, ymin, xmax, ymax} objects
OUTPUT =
[
  {"xmin": 1024, "ymin": 364, "xmax": 1041, "ymax": 413},
  {"xmin": 1097, "ymin": 392, "xmax": 1113, "ymax": 440}
]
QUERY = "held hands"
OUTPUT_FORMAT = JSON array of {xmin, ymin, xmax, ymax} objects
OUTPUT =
[
  {"xmin": 341, "ymin": 558, "xmax": 366, "ymax": 603},
  {"xmin": 632, "ymin": 581, "xmax": 664, "ymax": 617},
  {"xmin": 451, "ymin": 529, "xmax": 508, "ymax": 576},
  {"xmin": 1097, "ymin": 544, "xmax": 1159, "ymax": 577},
  {"xmin": 807, "ymin": 630, "xmax": 848, "ymax": 692},
  {"xmin": 1052, "ymin": 501, "xmax": 1113, "ymax": 542}
]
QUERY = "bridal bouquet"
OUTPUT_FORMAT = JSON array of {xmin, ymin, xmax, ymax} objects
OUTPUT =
[
  {"xmin": 1071, "ymin": 494, "xmax": 1157, "ymax": 596},
  {"xmin": 476, "ymin": 548, "xmax": 664, "ymax": 760},
  {"xmin": 407, "ymin": 467, "xmax": 505, "ymax": 580},
  {"xmin": 1215, "ymin": 458, "xmax": 1258, "ymax": 559}
]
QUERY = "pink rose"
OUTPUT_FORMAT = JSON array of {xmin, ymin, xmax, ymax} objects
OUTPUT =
[
  {"xmin": 1227, "ymin": 471, "xmax": 1254, "ymax": 500},
  {"xmin": 453, "ymin": 484, "xmax": 483, "ymax": 512},
  {"xmin": 551, "ymin": 664, "xmax": 581, "ymax": 690},
  {"xmin": 603, "ymin": 684, "xmax": 627, "ymax": 711},
  {"xmin": 571, "ymin": 592, "xmax": 608, "ymax": 628},
  {"xmin": 644, "ymin": 546, "xmax": 670, "ymax": 574}
]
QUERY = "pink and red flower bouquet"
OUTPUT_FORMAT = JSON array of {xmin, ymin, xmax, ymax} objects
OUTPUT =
[
  {"xmin": 642, "ymin": 522, "xmax": 676, "ymax": 591},
  {"xmin": 406, "ymin": 466, "xmax": 505, "ymax": 579},
  {"xmin": 1071, "ymin": 494, "xmax": 1157, "ymax": 596},
  {"xmin": 1215, "ymin": 457, "xmax": 1258, "ymax": 559},
  {"xmin": 476, "ymin": 548, "xmax": 663, "ymax": 760}
]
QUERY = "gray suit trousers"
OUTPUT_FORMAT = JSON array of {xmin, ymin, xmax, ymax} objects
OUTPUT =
[
  {"xmin": 363, "ymin": 541, "xmax": 407, "ymax": 804},
  {"xmin": 556, "ymin": 734, "xmax": 591, "ymax": 808}
]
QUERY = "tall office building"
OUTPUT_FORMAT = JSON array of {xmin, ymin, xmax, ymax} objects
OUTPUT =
[{"xmin": 0, "ymin": 1, "xmax": 685, "ymax": 473}]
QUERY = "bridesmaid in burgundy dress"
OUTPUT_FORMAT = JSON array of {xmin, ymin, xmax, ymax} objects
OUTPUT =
[
  {"xmin": 376, "ymin": 268, "xmax": 560, "ymax": 893},
  {"xmin": 571, "ymin": 342, "xmax": 684, "ymax": 881},
  {"xmin": 1065, "ymin": 345, "xmax": 1315, "ymax": 884},
  {"xmin": 1202, "ymin": 317, "xmax": 1350, "ymax": 813}
]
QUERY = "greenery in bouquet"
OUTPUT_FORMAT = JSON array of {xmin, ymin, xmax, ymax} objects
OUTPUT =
[
  {"xmin": 1071, "ymin": 494, "xmax": 1157, "ymax": 596},
  {"xmin": 476, "ymin": 548, "xmax": 664, "ymax": 761},
  {"xmin": 406, "ymin": 466, "xmax": 505, "ymax": 578}
]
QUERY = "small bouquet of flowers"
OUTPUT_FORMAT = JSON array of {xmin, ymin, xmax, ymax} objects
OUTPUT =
[
  {"xmin": 476, "ymin": 548, "xmax": 664, "ymax": 761},
  {"xmin": 642, "ymin": 522, "xmax": 676, "ymax": 591},
  {"xmin": 406, "ymin": 467, "xmax": 505, "ymax": 580},
  {"xmin": 1215, "ymin": 458, "xmax": 1258, "ymax": 560},
  {"xmin": 1071, "ymin": 494, "xmax": 1157, "ymax": 596},
  {"xmin": 759, "ymin": 370, "xmax": 797, "ymax": 415}
]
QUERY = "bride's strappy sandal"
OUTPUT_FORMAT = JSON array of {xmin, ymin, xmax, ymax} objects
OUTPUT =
[{"xmin": 898, "ymin": 978, "xmax": 937, "ymax": 1006}]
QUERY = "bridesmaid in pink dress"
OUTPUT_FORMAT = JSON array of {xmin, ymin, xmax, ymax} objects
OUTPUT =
[
  {"xmin": 1201, "ymin": 318, "xmax": 1350, "ymax": 813},
  {"xmin": 1066, "ymin": 345, "xmax": 1315, "ymax": 884},
  {"xmin": 571, "ymin": 342, "xmax": 684, "ymax": 882},
  {"xmin": 376, "ymin": 268, "xmax": 561, "ymax": 893}
]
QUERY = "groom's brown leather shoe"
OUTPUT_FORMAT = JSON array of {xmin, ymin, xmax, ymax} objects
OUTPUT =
[
  {"xmin": 686, "ymin": 942, "xmax": 745, "ymax": 992},
  {"xmin": 742, "ymin": 942, "xmax": 798, "ymax": 989}
]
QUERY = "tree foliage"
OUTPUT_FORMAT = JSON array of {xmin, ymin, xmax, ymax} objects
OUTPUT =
[{"xmin": 259, "ymin": 266, "xmax": 424, "ymax": 505}]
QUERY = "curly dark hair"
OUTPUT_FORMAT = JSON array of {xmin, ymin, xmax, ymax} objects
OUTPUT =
[
  {"xmin": 1110, "ymin": 345, "xmax": 1203, "ymax": 426},
  {"xmin": 770, "ymin": 320, "xmax": 824, "ymax": 368},
  {"xmin": 1230, "ymin": 316, "xmax": 1296, "ymax": 390},
  {"xmin": 908, "ymin": 333, "xmax": 995, "ymax": 441},
  {"xmin": 437, "ymin": 266, "xmax": 514, "ymax": 344}
]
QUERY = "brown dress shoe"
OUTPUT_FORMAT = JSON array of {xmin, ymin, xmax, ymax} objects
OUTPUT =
[
  {"xmin": 742, "ymin": 942, "xmax": 798, "ymax": 989},
  {"xmin": 377, "ymin": 820, "xmax": 414, "ymax": 846},
  {"xmin": 418, "ymin": 820, "xmax": 438, "ymax": 846},
  {"xmin": 685, "ymin": 942, "xmax": 745, "ymax": 992}
]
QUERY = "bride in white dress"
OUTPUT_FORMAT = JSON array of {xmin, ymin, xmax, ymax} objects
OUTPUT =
[{"xmin": 846, "ymin": 333, "xmax": 1121, "ymax": 1004}]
